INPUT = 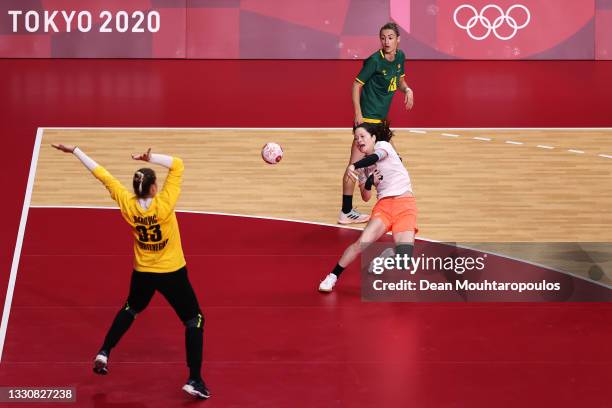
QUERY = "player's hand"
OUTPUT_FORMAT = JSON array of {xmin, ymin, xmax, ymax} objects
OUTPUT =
[
  {"xmin": 344, "ymin": 164, "xmax": 359, "ymax": 184},
  {"xmin": 132, "ymin": 148, "xmax": 152, "ymax": 161},
  {"xmin": 404, "ymin": 88, "xmax": 414, "ymax": 110},
  {"xmin": 373, "ymin": 169, "xmax": 384, "ymax": 186},
  {"xmin": 52, "ymin": 144, "xmax": 76, "ymax": 153},
  {"xmin": 354, "ymin": 114, "xmax": 364, "ymax": 126}
]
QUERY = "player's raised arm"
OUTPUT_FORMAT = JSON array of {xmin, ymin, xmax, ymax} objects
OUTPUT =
[
  {"xmin": 52, "ymin": 143, "xmax": 129, "ymax": 204},
  {"xmin": 52, "ymin": 144, "xmax": 98, "ymax": 171},
  {"xmin": 132, "ymin": 148, "xmax": 184, "ymax": 211}
]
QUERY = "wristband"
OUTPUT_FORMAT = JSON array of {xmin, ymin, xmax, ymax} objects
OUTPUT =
[{"xmin": 364, "ymin": 174, "xmax": 374, "ymax": 191}]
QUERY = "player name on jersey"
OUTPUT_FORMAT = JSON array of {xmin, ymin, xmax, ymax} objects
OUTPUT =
[
  {"xmin": 133, "ymin": 215, "xmax": 158, "ymax": 226},
  {"xmin": 136, "ymin": 239, "xmax": 169, "ymax": 252}
]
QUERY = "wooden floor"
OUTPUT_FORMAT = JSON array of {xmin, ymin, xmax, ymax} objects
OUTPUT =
[{"xmin": 33, "ymin": 128, "xmax": 612, "ymax": 285}]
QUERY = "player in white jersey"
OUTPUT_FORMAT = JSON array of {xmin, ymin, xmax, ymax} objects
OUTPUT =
[{"xmin": 319, "ymin": 122, "xmax": 418, "ymax": 292}]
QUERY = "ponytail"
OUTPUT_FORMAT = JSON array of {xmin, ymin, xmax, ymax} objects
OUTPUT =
[
  {"xmin": 377, "ymin": 119, "xmax": 394, "ymax": 143},
  {"xmin": 134, "ymin": 171, "xmax": 144, "ymax": 196},
  {"xmin": 133, "ymin": 168, "xmax": 156, "ymax": 198}
]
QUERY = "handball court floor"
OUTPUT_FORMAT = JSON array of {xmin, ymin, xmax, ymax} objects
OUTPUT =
[{"xmin": 0, "ymin": 128, "xmax": 610, "ymax": 407}]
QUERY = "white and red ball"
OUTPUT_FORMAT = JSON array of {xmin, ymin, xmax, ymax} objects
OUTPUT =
[{"xmin": 261, "ymin": 142, "xmax": 283, "ymax": 164}]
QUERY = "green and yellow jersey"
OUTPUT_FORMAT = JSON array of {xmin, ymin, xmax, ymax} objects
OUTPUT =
[
  {"xmin": 355, "ymin": 49, "xmax": 406, "ymax": 123},
  {"xmin": 92, "ymin": 158, "xmax": 186, "ymax": 273}
]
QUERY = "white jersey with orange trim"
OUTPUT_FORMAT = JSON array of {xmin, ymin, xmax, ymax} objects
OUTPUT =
[{"xmin": 361, "ymin": 141, "xmax": 413, "ymax": 199}]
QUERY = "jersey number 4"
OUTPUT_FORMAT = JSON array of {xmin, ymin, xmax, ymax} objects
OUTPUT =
[
  {"xmin": 388, "ymin": 76, "xmax": 397, "ymax": 92},
  {"xmin": 136, "ymin": 224, "xmax": 162, "ymax": 242}
]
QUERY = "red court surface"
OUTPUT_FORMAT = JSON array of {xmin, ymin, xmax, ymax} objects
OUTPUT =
[
  {"xmin": 1, "ymin": 59, "xmax": 612, "ymax": 407},
  {"xmin": 0, "ymin": 208, "xmax": 610, "ymax": 407},
  {"xmin": 2, "ymin": 59, "xmax": 612, "ymax": 307}
]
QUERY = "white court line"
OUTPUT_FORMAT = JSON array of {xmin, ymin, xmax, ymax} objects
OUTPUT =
[
  {"xmin": 473, "ymin": 137, "xmax": 491, "ymax": 141},
  {"xmin": 30, "ymin": 205, "xmax": 369, "ymax": 234},
  {"xmin": 42, "ymin": 127, "xmax": 612, "ymax": 131},
  {"xmin": 26, "ymin": 205, "xmax": 612, "ymax": 290},
  {"xmin": 505, "ymin": 141, "xmax": 524, "ymax": 145},
  {"xmin": 3, "ymin": 126, "xmax": 610, "ymax": 350},
  {"xmin": 568, "ymin": 149, "xmax": 585, "ymax": 154},
  {"xmin": 0, "ymin": 128, "xmax": 43, "ymax": 363},
  {"xmin": 41, "ymin": 127, "xmax": 612, "ymax": 162}
]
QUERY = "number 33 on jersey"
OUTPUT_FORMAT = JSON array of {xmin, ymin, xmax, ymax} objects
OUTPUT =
[{"xmin": 92, "ymin": 158, "xmax": 187, "ymax": 273}]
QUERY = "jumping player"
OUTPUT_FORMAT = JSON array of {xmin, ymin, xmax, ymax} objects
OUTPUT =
[
  {"xmin": 52, "ymin": 144, "xmax": 210, "ymax": 400},
  {"xmin": 339, "ymin": 22, "xmax": 414, "ymax": 225},
  {"xmin": 321, "ymin": 122, "xmax": 417, "ymax": 292}
]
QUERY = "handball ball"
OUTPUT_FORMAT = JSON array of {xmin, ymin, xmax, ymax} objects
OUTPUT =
[{"xmin": 261, "ymin": 142, "xmax": 283, "ymax": 164}]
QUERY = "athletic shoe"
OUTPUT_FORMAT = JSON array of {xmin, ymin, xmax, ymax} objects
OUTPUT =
[
  {"xmin": 368, "ymin": 247, "xmax": 396, "ymax": 274},
  {"xmin": 182, "ymin": 378, "xmax": 211, "ymax": 399},
  {"xmin": 318, "ymin": 273, "xmax": 338, "ymax": 292},
  {"xmin": 93, "ymin": 352, "xmax": 108, "ymax": 375},
  {"xmin": 338, "ymin": 208, "xmax": 370, "ymax": 225}
]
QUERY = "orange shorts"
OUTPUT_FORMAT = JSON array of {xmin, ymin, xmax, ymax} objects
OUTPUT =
[{"xmin": 371, "ymin": 196, "xmax": 418, "ymax": 234}]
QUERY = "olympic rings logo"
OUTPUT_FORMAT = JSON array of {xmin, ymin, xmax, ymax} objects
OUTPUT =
[{"xmin": 453, "ymin": 4, "xmax": 530, "ymax": 40}]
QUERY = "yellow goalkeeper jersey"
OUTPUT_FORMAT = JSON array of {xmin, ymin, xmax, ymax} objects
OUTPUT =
[{"xmin": 92, "ymin": 158, "xmax": 186, "ymax": 273}]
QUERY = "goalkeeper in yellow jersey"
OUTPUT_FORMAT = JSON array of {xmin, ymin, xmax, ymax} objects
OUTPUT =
[{"xmin": 52, "ymin": 144, "xmax": 210, "ymax": 400}]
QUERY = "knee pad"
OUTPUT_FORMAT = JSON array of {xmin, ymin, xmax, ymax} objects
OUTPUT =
[
  {"xmin": 123, "ymin": 302, "xmax": 138, "ymax": 318},
  {"xmin": 396, "ymin": 244, "xmax": 414, "ymax": 258},
  {"xmin": 184, "ymin": 313, "xmax": 204, "ymax": 329}
]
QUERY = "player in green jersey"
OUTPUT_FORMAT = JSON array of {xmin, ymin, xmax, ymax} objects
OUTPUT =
[{"xmin": 338, "ymin": 22, "xmax": 414, "ymax": 225}]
